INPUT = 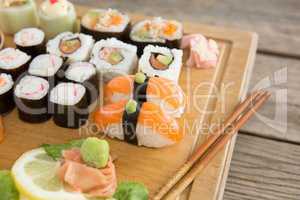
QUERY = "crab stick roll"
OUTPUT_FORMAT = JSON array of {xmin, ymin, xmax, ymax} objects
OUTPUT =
[
  {"xmin": 38, "ymin": 0, "xmax": 77, "ymax": 39},
  {"xmin": 14, "ymin": 75, "xmax": 51, "ymax": 123},
  {"xmin": 90, "ymin": 38, "xmax": 137, "ymax": 82},
  {"xmin": 0, "ymin": 73, "xmax": 15, "ymax": 114},
  {"xmin": 94, "ymin": 100, "xmax": 182, "ymax": 148},
  {"xmin": 105, "ymin": 73, "xmax": 185, "ymax": 118},
  {"xmin": 47, "ymin": 32, "xmax": 95, "ymax": 63},
  {"xmin": 65, "ymin": 62, "xmax": 99, "ymax": 105},
  {"xmin": 0, "ymin": 0, "xmax": 38, "ymax": 34},
  {"xmin": 81, "ymin": 9, "xmax": 131, "ymax": 41},
  {"xmin": 130, "ymin": 17, "xmax": 183, "ymax": 56},
  {"xmin": 14, "ymin": 28, "xmax": 46, "ymax": 57},
  {"xmin": 28, "ymin": 54, "xmax": 65, "ymax": 86},
  {"xmin": 138, "ymin": 45, "xmax": 183, "ymax": 83},
  {"xmin": 0, "ymin": 48, "xmax": 31, "ymax": 80},
  {"xmin": 50, "ymin": 82, "xmax": 89, "ymax": 129}
]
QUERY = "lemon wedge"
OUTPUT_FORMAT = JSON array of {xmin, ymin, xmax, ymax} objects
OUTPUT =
[{"xmin": 12, "ymin": 148, "xmax": 88, "ymax": 200}]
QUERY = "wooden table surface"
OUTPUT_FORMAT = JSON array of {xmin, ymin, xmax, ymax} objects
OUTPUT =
[{"xmin": 74, "ymin": 0, "xmax": 298, "ymax": 199}]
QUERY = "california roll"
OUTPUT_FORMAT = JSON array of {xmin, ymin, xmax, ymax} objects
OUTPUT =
[
  {"xmin": 47, "ymin": 32, "xmax": 95, "ymax": 63},
  {"xmin": 138, "ymin": 45, "xmax": 183, "ymax": 83},
  {"xmin": 90, "ymin": 37, "xmax": 137, "ymax": 82}
]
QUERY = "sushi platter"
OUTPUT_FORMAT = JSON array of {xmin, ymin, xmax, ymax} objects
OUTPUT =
[{"xmin": 0, "ymin": 1, "xmax": 258, "ymax": 200}]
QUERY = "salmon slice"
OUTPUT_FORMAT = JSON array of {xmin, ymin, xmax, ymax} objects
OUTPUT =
[
  {"xmin": 104, "ymin": 75, "xmax": 185, "ymax": 111},
  {"xmin": 93, "ymin": 101, "xmax": 183, "ymax": 144}
]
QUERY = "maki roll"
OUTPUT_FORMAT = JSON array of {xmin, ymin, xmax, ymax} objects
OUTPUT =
[
  {"xmin": 14, "ymin": 27, "xmax": 46, "ymax": 57},
  {"xmin": 65, "ymin": 62, "xmax": 99, "ymax": 105},
  {"xmin": 0, "ymin": 48, "xmax": 31, "ymax": 80},
  {"xmin": 28, "ymin": 54, "xmax": 65, "ymax": 85},
  {"xmin": 90, "ymin": 38, "xmax": 137, "ymax": 82},
  {"xmin": 0, "ymin": 73, "xmax": 15, "ymax": 114},
  {"xmin": 38, "ymin": 0, "xmax": 77, "ymax": 39},
  {"xmin": 14, "ymin": 75, "xmax": 51, "ymax": 123},
  {"xmin": 81, "ymin": 9, "xmax": 131, "ymax": 41},
  {"xmin": 0, "ymin": 0, "xmax": 38, "ymax": 34},
  {"xmin": 105, "ymin": 73, "xmax": 185, "ymax": 118},
  {"xmin": 94, "ymin": 100, "xmax": 182, "ymax": 148},
  {"xmin": 130, "ymin": 17, "xmax": 183, "ymax": 56},
  {"xmin": 138, "ymin": 45, "xmax": 183, "ymax": 83},
  {"xmin": 47, "ymin": 32, "xmax": 95, "ymax": 63},
  {"xmin": 50, "ymin": 82, "xmax": 89, "ymax": 129}
]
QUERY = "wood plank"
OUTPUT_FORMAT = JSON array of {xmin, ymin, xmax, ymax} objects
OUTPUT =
[
  {"xmin": 71, "ymin": 0, "xmax": 300, "ymax": 57},
  {"xmin": 241, "ymin": 54, "xmax": 300, "ymax": 143},
  {"xmin": 224, "ymin": 134, "xmax": 300, "ymax": 200}
]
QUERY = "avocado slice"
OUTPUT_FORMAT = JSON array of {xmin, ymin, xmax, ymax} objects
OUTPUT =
[
  {"xmin": 157, "ymin": 55, "xmax": 173, "ymax": 66},
  {"xmin": 108, "ymin": 52, "xmax": 123, "ymax": 65}
]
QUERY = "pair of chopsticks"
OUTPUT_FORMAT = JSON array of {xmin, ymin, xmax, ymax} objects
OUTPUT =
[{"xmin": 154, "ymin": 90, "xmax": 271, "ymax": 200}]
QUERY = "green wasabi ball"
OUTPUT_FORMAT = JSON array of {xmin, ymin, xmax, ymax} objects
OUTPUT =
[
  {"xmin": 134, "ymin": 72, "xmax": 146, "ymax": 84},
  {"xmin": 80, "ymin": 138, "xmax": 110, "ymax": 168},
  {"xmin": 125, "ymin": 100, "xmax": 138, "ymax": 114},
  {"xmin": 0, "ymin": 170, "xmax": 19, "ymax": 200}
]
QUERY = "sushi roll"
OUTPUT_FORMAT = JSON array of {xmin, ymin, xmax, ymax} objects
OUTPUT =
[
  {"xmin": 14, "ymin": 75, "xmax": 51, "ymax": 123},
  {"xmin": 90, "ymin": 38, "xmax": 137, "ymax": 82},
  {"xmin": 28, "ymin": 54, "xmax": 65, "ymax": 86},
  {"xmin": 14, "ymin": 28, "xmax": 46, "ymax": 57},
  {"xmin": 50, "ymin": 82, "xmax": 89, "ymax": 129},
  {"xmin": 94, "ymin": 100, "xmax": 182, "ymax": 148},
  {"xmin": 38, "ymin": 0, "xmax": 77, "ymax": 39},
  {"xmin": 0, "ymin": 73, "xmax": 15, "ymax": 114},
  {"xmin": 65, "ymin": 62, "xmax": 99, "ymax": 105},
  {"xmin": 0, "ymin": 0, "xmax": 38, "ymax": 34},
  {"xmin": 0, "ymin": 48, "xmax": 31, "ymax": 80},
  {"xmin": 138, "ymin": 45, "xmax": 183, "ymax": 83},
  {"xmin": 130, "ymin": 17, "xmax": 183, "ymax": 56},
  {"xmin": 81, "ymin": 9, "xmax": 131, "ymax": 41},
  {"xmin": 105, "ymin": 73, "xmax": 185, "ymax": 118},
  {"xmin": 47, "ymin": 32, "xmax": 95, "ymax": 63}
]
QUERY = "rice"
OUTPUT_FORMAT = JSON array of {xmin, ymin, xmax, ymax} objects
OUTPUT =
[
  {"xmin": 0, "ymin": 48, "xmax": 31, "ymax": 70},
  {"xmin": 90, "ymin": 37, "xmax": 137, "ymax": 81},
  {"xmin": 47, "ymin": 32, "xmax": 95, "ymax": 63},
  {"xmin": 138, "ymin": 45, "xmax": 183, "ymax": 82},
  {"xmin": 0, "ymin": 73, "xmax": 13, "ymax": 95},
  {"xmin": 65, "ymin": 62, "xmax": 96, "ymax": 83},
  {"xmin": 28, "ymin": 54, "xmax": 63, "ymax": 77},
  {"xmin": 14, "ymin": 28, "xmax": 45, "ymax": 47}
]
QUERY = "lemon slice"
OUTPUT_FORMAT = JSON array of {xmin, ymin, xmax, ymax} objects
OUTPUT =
[{"xmin": 12, "ymin": 148, "xmax": 88, "ymax": 200}]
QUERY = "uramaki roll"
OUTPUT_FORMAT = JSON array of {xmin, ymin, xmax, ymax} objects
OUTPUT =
[{"xmin": 81, "ymin": 9, "xmax": 131, "ymax": 41}]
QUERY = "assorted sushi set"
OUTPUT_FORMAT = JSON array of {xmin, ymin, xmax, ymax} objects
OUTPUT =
[{"xmin": 0, "ymin": 0, "xmax": 221, "ymax": 199}]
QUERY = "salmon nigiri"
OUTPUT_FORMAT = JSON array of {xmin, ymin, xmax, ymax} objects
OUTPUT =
[
  {"xmin": 105, "ymin": 73, "xmax": 185, "ymax": 118},
  {"xmin": 94, "ymin": 100, "xmax": 183, "ymax": 148}
]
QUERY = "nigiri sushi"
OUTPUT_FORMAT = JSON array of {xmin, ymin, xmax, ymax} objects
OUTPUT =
[
  {"xmin": 105, "ymin": 73, "xmax": 185, "ymax": 118},
  {"xmin": 94, "ymin": 100, "xmax": 183, "ymax": 148}
]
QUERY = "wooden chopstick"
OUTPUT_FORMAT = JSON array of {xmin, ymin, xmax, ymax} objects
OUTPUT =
[
  {"xmin": 154, "ymin": 90, "xmax": 271, "ymax": 200},
  {"xmin": 0, "ymin": 116, "xmax": 4, "ymax": 143}
]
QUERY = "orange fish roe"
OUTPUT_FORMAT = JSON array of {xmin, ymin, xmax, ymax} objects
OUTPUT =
[
  {"xmin": 0, "ymin": 77, "xmax": 6, "ymax": 87},
  {"xmin": 163, "ymin": 22, "xmax": 177, "ymax": 36},
  {"xmin": 110, "ymin": 15, "xmax": 122, "ymax": 26}
]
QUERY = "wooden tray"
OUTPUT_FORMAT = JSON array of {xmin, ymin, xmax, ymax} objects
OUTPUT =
[{"xmin": 0, "ymin": 4, "xmax": 257, "ymax": 200}]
